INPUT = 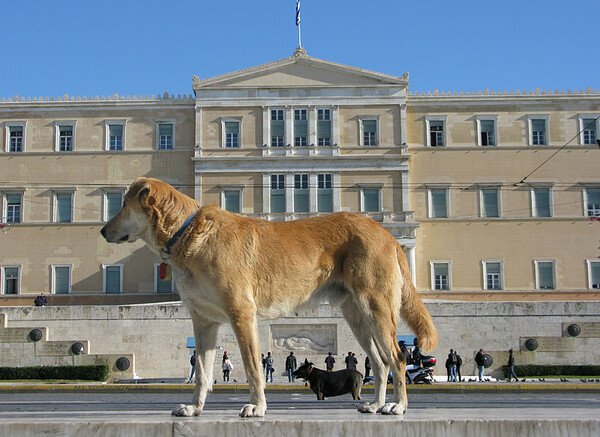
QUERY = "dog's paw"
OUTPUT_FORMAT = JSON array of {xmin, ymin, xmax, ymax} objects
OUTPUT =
[
  {"xmin": 357, "ymin": 402, "xmax": 380, "ymax": 414},
  {"xmin": 171, "ymin": 403, "xmax": 202, "ymax": 417},
  {"xmin": 377, "ymin": 402, "xmax": 406, "ymax": 415},
  {"xmin": 239, "ymin": 403, "xmax": 266, "ymax": 417}
]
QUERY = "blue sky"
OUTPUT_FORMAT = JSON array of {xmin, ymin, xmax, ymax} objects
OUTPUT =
[{"xmin": 2, "ymin": 0, "xmax": 598, "ymax": 98}]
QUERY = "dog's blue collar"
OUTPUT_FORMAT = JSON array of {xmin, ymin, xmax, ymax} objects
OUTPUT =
[{"xmin": 162, "ymin": 212, "xmax": 197, "ymax": 258}]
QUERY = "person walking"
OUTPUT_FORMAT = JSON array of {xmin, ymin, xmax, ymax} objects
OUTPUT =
[
  {"xmin": 187, "ymin": 350, "xmax": 197, "ymax": 383},
  {"xmin": 325, "ymin": 352, "xmax": 335, "ymax": 372},
  {"xmin": 456, "ymin": 351, "xmax": 463, "ymax": 382},
  {"xmin": 475, "ymin": 349, "xmax": 486, "ymax": 382},
  {"xmin": 222, "ymin": 355, "xmax": 233, "ymax": 382},
  {"xmin": 445, "ymin": 353, "xmax": 452, "ymax": 382},
  {"xmin": 345, "ymin": 351, "xmax": 357, "ymax": 370},
  {"xmin": 285, "ymin": 351, "xmax": 297, "ymax": 383},
  {"xmin": 364, "ymin": 356, "xmax": 371, "ymax": 378},
  {"xmin": 507, "ymin": 349, "xmax": 519, "ymax": 382},
  {"xmin": 265, "ymin": 351, "xmax": 274, "ymax": 383}
]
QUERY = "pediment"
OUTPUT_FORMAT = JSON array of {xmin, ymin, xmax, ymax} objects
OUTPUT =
[{"xmin": 193, "ymin": 53, "xmax": 408, "ymax": 90}]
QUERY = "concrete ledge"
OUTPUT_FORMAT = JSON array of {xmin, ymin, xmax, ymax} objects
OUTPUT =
[{"xmin": 0, "ymin": 409, "xmax": 598, "ymax": 437}]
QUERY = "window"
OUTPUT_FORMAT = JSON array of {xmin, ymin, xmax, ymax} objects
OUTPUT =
[
  {"xmin": 585, "ymin": 187, "xmax": 600, "ymax": 217},
  {"xmin": 294, "ymin": 110, "xmax": 308, "ymax": 147},
  {"xmin": 155, "ymin": 264, "xmax": 173, "ymax": 294},
  {"xmin": 361, "ymin": 119, "xmax": 378, "ymax": 146},
  {"xmin": 477, "ymin": 118, "xmax": 496, "ymax": 146},
  {"xmin": 224, "ymin": 121, "xmax": 240, "ymax": 148},
  {"xmin": 104, "ymin": 191, "xmax": 123, "ymax": 222},
  {"xmin": 53, "ymin": 192, "xmax": 73, "ymax": 223},
  {"xmin": 158, "ymin": 123, "xmax": 174, "ymax": 150},
  {"xmin": 581, "ymin": 117, "xmax": 598, "ymax": 145},
  {"xmin": 105, "ymin": 121, "xmax": 126, "ymax": 151},
  {"xmin": 52, "ymin": 265, "xmax": 71, "ymax": 294},
  {"xmin": 317, "ymin": 173, "xmax": 333, "ymax": 213},
  {"xmin": 270, "ymin": 110, "xmax": 285, "ymax": 147},
  {"xmin": 587, "ymin": 260, "xmax": 600, "ymax": 289},
  {"xmin": 103, "ymin": 264, "xmax": 123, "ymax": 294},
  {"xmin": 317, "ymin": 109, "xmax": 332, "ymax": 146},
  {"xmin": 222, "ymin": 190, "xmax": 241, "ymax": 214},
  {"xmin": 427, "ymin": 119, "xmax": 445, "ymax": 147},
  {"xmin": 535, "ymin": 260, "xmax": 555, "ymax": 290},
  {"xmin": 531, "ymin": 187, "xmax": 552, "ymax": 217},
  {"xmin": 483, "ymin": 261, "xmax": 503, "ymax": 290},
  {"xmin": 1, "ymin": 266, "xmax": 20, "ymax": 294},
  {"xmin": 4, "ymin": 193, "xmax": 22, "ymax": 223},
  {"xmin": 428, "ymin": 188, "xmax": 448, "ymax": 218},
  {"xmin": 361, "ymin": 188, "xmax": 381, "ymax": 212},
  {"xmin": 480, "ymin": 188, "xmax": 500, "ymax": 218},
  {"xmin": 6, "ymin": 124, "xmax": 25, "ymax": 152},
  {"xmin": 431, "ymin": 262, "xmax": 450, "ymax": 290},
  {"xmin": 270, "ymin": 174, "xmax": 285, "ymax": 213},
  {"xmin": 528, "ymin": 117, "xmax": 548, "ymax": 145},
  {"xmin": 54, "ymin": 121, "xmax": 76, "ymax": 152},
  {"xmin": 294, "ymin": 174, "xmax": 309, "ymax": 213}
]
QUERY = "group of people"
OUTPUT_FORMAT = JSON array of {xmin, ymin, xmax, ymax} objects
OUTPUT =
[
  {"xmin": 186, "ymin": 350, "xmax": 233, "ymax": 384},
  {"xmin": 445, "ymin": 349, "xmax": 463, "ymax": 382}
]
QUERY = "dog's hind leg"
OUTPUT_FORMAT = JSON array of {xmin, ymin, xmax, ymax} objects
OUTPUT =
[
  {"xmin": 228, "ymin": 305, "xmax": 267, "ymax": 417},
  {"xmin": 340, "ymin": 299, "xmax": 388, "ymax": 413},
  {"xmin": 172, "ymin": 314, "xmax": 220, "ymax": 417}
]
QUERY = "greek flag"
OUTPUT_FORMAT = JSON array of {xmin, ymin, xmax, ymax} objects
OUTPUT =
[{"xmin": 296, "ymin": 0, "xmax": 300, "ymax": 26}]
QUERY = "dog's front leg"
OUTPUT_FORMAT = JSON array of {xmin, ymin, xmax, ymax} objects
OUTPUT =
[
  {"xmin": 230, "ymin": 310, "xmax": 267, "ymax": 417},
  {"xmin": 172, "ymin": 315, "xmax": 220, "ymax": 417}
]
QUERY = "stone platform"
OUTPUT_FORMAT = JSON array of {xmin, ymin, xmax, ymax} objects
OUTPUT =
[{"xmin": 0, "ymin": 408, "xmax": 598, "ymax": 437}]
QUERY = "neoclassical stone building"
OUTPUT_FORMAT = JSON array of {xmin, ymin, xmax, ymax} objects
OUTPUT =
[{"xmin": 1, "ymin": 49, "xmax": 599, "ymax": 305}]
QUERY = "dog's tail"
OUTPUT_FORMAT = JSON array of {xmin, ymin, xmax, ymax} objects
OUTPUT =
[{"xmin": 397, "ymin": 246, "xmax": 438, "ymax": 352}]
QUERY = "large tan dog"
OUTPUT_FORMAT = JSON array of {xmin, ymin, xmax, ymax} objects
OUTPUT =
[{"xmin": 101, "ymin": 177, "xmax": 437, "ymax": 417}]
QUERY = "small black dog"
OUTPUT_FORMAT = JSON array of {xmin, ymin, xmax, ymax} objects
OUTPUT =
[{"xmin": 293, "ymin": 359, "xmax": 363, "ymax": 400}]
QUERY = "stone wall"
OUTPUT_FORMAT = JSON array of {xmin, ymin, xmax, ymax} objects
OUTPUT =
[{"xmin": 0, "ymin": 301, "xmax": 598, "ymax": 380}]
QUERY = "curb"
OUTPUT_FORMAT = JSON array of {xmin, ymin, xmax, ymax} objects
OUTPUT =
[{"xmin": 0, "ymin": 382, "xmax": 599, "ymax": 393}]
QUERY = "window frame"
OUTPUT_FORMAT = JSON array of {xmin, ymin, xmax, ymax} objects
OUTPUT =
[
  {"xmin": 270, "ymin": 173, "xmax": 286, "ymax": 213},
  {"xmin": 476, "ymin": 116, "xmax": 498, "ymax": 146},
  {"xmin": 220, "ymin": 186, "xmax": 243, "ymax": 214},
  {"xmin": 360, "ymin": 118, "xmax": 379, "ymax": 147},
  {"xmin": 425, "ymin": 116, "xmax": 446, "ymax": 147},
  {"xmin": 530, "ymin": 185, "xmax": 553, "ymax": 218},
  {"xmin": 52, "ymin": 190, "xmax": 75, "ymax": 223},
  {"xmin": 103, "ymin": 190, "xmax": 125, "ymax": 222},
  {"xmin": 156, "ymin": 120, "xmax": 176, "ymax": 150},
  {"xmin": 270, "ymin": 109, "xmax": 285, "ymax": 147},
  {"xmin": 51, "ymin": 264, "xmax": 72, "ymax": 295},
  {"xmin": 579, "ymin": 115, "xmax": 599, "ymax": 146},
  {"xmin": 293, "ymin": 109, "xmax": 308, "ymax": 147},
  {"xmin": 430, "ymin": 261, "xmax": 451, "ymax": 291},
  {"xmin": 359, "ymin": 184, "xmax": 383, "ymax": 213},
  {"xmin": 317, "ymin": 108, "xmax": 332, "ymax": 147},
  {"xmin": 294, "ymin": 173, "xmax": 309, "ymax": 213},
  {"xmin": 54, "ymin": 121, "xmax": 76, "ymax": 152},
  {"xmin": 103, "ymin": 263, "xmax": 124, "ymax": 294},
  {"xmin": 104, "ymin": 120, "xmax": 127, "ymax": 151},
  {"xmin": 221, "ymin": 118, "xmax": 241, "ymax": 149},
  {"xmin": 527, "ymin": 115, "xmax": 549, "ymax": 146},
  {"xmin": 534, "ymin": 259, "xmax": 556, "ymax": 290},
  {"xmin": 154, "ymin": 263, "xmax": 174, "ymax": 294},
  {"xmin": 3, "ymin": 191, "xmax": 24, "ymax": 223},
  {"xmin": 482, "ymin": 260, "xmax": 504, "ymax": 290},
  {"xmin": 586, "ymin": 259, "xmax": 600, "ymax": 290},
  {"xmin": 1, "ymin": 265, "xmax": 21, "ymax": 295},
  {"xmin": 479, "ymin": 186, "xmax": 501, "ymax": 218},
  {"xmin": 317, "ymin": 173, "xmax": 333, "ymax": 213},
  {"xmin": 583, "ymin": 185, "xmax": 600, "ymax": 217},
  {"xmin": 5, "ymin": 122, "xmax": 26, "ymax": 152},
  {"xmin": 427, "ymin": 186, "xmax": 449, "ymax": 218}
]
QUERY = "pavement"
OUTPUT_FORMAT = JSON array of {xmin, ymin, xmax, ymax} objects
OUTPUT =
[{"xmin": 0, "ymin": 378, "xmax": 598, "ymax": 436}]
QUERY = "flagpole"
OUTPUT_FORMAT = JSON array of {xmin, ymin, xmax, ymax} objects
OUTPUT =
[{"xmin": 298, "ymin": 20, "xmax": 302, "ymax": 48}]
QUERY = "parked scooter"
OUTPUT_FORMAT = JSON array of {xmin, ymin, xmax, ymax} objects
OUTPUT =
[{"xmin": 362, "ymin": 355, "xmax": 436, "ymax": 385}]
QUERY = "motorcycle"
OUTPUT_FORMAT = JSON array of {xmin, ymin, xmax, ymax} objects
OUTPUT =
[{"xmin": 362, "ymin": 355, "xmax": 436, "ymax": 385}]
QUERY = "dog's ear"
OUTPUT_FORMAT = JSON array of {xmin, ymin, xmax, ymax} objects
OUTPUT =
[{"xmin": 132, "ymin": 178, "xmax": 156, "ymax": 207}]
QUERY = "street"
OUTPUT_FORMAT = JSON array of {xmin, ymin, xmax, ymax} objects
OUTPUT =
[{"xmin": 0, "ymin": 391, "xmax": 599, "ymax": 414}]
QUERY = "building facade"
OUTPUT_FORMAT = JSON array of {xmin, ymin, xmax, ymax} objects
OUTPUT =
[{"xmin": 0, "ymin": 49, "xmax": 599, "ymax": 305}]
